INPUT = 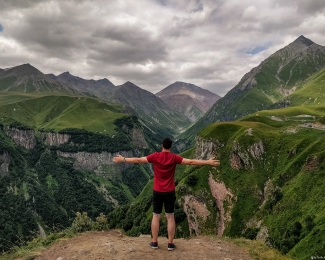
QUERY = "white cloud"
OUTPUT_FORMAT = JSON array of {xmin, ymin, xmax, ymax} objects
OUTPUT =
[
  {"xmin": 0, "ymin": 0, "xmax": 324, "ymax": 96},
  {"xmin": 242, "ymin": 6, "xmax": 258, "ymax": 20}
]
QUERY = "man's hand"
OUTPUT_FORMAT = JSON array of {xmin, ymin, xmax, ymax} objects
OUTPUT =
[
  {"xmin": 208, "ymin": 158, "xmax": 220, "ymax": 166},
  {"xmin": 113, "ymin": 154, "xmax": 124, "ymax": 163}
]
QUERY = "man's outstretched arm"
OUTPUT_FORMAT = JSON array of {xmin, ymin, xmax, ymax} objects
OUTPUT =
[
  {"xmin": 181, "ymin": 158, "xmax": 220, "ymax": 166},
  {"xmin": 113, "ymin": 154, "xmax": 148, "ymax": 164}
]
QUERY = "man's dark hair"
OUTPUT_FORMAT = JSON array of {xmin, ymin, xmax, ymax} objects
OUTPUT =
[{"xmin": 162, "ymin": 138, "xmax": 172, "ymax": 149}]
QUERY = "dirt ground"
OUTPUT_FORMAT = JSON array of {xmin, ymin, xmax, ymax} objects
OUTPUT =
[{"xmin": 32, "ymin": 230, "xmax": 254, "ymax": 260}]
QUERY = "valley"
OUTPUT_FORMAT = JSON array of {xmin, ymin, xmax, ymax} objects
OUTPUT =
[{"xmin": 1, "ymin": 35, "xmax": 325, "ymax": 259}]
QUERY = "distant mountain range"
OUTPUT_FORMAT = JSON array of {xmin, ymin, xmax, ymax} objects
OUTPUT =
[
  {"xmin": 46, "ymin": 72, "xmax": 195, "ymax": 137},
  {"xmin": 0, "ymin": 63, "xmax": 221, "ymax": 139},
  {"xmin": 0, "ymin": 64, "xmax": 84, "ymax": 96},
  {"xmin": 156, "ymin": 81, "xmax": 220, "ymax": 122},
  {"xmin": 46, "ymin": 69, "xmax": 220, "ymax": 137},
  {"xmin": 47, "ymin": 71, "xmax": 116, "ymax": 98}
]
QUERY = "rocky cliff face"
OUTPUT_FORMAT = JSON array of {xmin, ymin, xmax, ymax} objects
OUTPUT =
[
  {"xmin": 131, "ymin": 127, "xmax": 149, "ymax": 149},
  {"xmin": 230, "ymin": 140, "xmax": 264, "ymax": 170},
  {"xmin": 182, "ymin": 173, "xmax": 236, "ymax": 237},
  {"xmin": 0, "ymin": 151, "xmax": 10, "ymax": 176},
  {"xmin": 4, "ymin": 127, "xmax": 36, "ymax": 149},
  {"xmin": 4, "ymin": 128, "xmax": 71, "ymax": 149},
  {"xmin": 39, "ymin": 132, "xmax": 71, "ymax": 146},
  {"xmin": 208, "ymin": 174, "xmax": 235, "ymax": 236},
  {"xmin": 2, "ymin": 125, "xmax": 149, "ymax": 178},
  {"xmin": 183, "ymin": 194, "xmax": 211, "ymax": 236},
  {"xmin": 186, "ymin": 135, "xmax": 265, "ymax": 237},
  {"xmin": 57, "ymin": 150, "xmax": 135, "ymax": 179},
  {"xmin": 193, "ymin": 136, "xmax": 223, "ymax": 160}
]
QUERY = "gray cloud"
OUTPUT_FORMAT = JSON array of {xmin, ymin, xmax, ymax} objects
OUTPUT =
[
  {"xmin": 0, "ymin": 0, "xmax": 325, "ymax": 96},
  {"xmin": 271, "ymin": 0, "xmax": 325, "ymax": 15}
]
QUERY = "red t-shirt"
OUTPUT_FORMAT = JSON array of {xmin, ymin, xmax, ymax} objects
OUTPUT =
[{"xmin": 146, "ymin": 151, "xmax": 183, "ymax": 192}]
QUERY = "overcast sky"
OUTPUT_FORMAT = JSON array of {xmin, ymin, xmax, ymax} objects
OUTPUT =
[{"xmin": 1, "ymin": 0, "xmax": 325, "ymax": 96}]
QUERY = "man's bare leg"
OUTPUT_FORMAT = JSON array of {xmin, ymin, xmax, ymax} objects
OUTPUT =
[
  {"xmin": 151, "ymin": 214, "xmax": 161, "ymax": 242},
  {"xmin": 166, "ymin": 214, "xmax": 175, "ymax": 243}
]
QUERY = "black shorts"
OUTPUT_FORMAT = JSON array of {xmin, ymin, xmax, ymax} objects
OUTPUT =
[{"xmin": 152, "ymin": 190, "xmax": 176, "ymax": 215}]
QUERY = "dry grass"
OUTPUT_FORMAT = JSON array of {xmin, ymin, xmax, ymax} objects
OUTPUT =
[{"xmin": 225, "ymin": 238, "xmax": 296, "ymax": 260}]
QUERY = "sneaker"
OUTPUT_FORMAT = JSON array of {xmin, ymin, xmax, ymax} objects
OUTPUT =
[
  {"xmin": 150, "ymin": 241, "xmax": 158, "ymax": 249},
  {"xmin": 167, "ymin": 243, "xmax": 176, "ymax": 251}
]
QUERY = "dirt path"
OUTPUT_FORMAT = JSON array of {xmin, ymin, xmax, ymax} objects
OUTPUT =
[{"xmin": 33, "ymin": 230, "xmax": 253, "ymax": 260}]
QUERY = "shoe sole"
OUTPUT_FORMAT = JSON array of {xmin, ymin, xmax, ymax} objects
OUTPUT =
[{"xmin": 150, "ymin": 243, "xmax": 158, "ymax": 249}]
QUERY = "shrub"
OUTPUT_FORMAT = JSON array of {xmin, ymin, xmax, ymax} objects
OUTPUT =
[
  {"xmin": 71, "ymin": 212, "xmax": 110, "ymax": 233},
  {"xmin": 93, "ymin": 213, "xmax": 109, "ymax": 231},
  {"xmin": 186, "ymin": 175, "xmax": 198, "ymax": 186},
  {"xmin": 71, "ymin": 212, "xmax": 93, "ymax": 233},
  {"xmin": 243, "ymin": 227, "xmax": 260, "ymax": 240}
]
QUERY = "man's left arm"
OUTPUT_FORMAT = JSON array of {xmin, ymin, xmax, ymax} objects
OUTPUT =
[
  {"xmin": 181, "ymin": 158, "xmax": 220, "ymax": 166},
  {"xmin": 113, "ymin": 154, "xmax": 148, "ymax": 164}
]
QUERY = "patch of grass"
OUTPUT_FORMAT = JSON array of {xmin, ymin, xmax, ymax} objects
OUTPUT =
[
  {"xmin": 0, "ymin": 230, "xmax": 75, "ymax": 260},
  {"xmin": 289, "ymin": 67, "xmax": 325, "ymax": 107},
  {"xmin": 228, "ymin": 237, "xmax": 295, "ymax": 260}
]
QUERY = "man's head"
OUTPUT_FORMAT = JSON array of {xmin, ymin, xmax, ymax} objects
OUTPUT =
[{"xmin": 162, "ymin": 137, "xmax": 172, "ymax": 150}]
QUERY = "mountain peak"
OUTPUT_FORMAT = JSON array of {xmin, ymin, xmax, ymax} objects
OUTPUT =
[
  {"xmin": 122, "ymin": 81, "xmax": 138, "ymax": 88},
  {"xmin": 4, "ymin": 63, "xmax": 44, "ymax": 77},
  {"xmin": 60, "ymin": 71, "xmax": 72, "ymax": 76},
  {"xmin": 293, "ymin": 35, "xmax": 314, "ymax": 46},
  {"xmin": 156, "ymin": 81, "xmax": 220, "ymax": 122}
]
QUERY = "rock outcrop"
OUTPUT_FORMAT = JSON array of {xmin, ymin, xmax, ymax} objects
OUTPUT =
[
  {"xmin": 39, "ymin": 132, "xmax": 71, "ymax": 146},
  {"xmin": 57, "ymin": 150, "xmax": 135, "ymax": 179},
  {"xmin": 4, "ymin": 127, "xmax": 36, "ymax": 149},
  {"xmin": 230, "ymin": 140, "xmax": 264, "ymax": 170},
  {"xmin": 183, "ymin": 195, "xmax": 210, "ymax": 236},
  {"xmin": 193, "ymin": 136, "xmax": 222, "ymax": 160},
  {"xmin": 131, "ymin": 127, "xmax": 148, "ymax": 149},
  {"xmin": 0, "ymin": 151, "xmax": 10, "ymax": 176},
  {"xmin": 1, "ymin": 125, "xmax": 149, "ymax": 179},
  {"xmin": 208, "ymin": 174, "xmax": 235, "ymax": 236}
]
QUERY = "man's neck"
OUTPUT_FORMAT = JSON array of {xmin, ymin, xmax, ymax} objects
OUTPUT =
[{"xmin": 162, "ymin": 148, "xmax": 171, "ymax": 152}]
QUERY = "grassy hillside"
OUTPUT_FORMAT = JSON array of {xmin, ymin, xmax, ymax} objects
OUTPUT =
[
  {"xmin": 286, "ymin": 66, "xmax": 325, "ymax": 107},
  {"xmin": 0, "ymin": 90, "xmax": 157, "ymax": 253},
  {"xmin": 186, "ymin": 106, "xmax": 325, "ymax": 258},
  {"xmin": 0, "ymin": 114, "xmax": 153, "ymax": 253},
  {"xmin": 0, "ymin": 95, "xmax": 126, "ymax": 134},
  {"xmin": 108, "ymin": 105, "xmax": 325, "ymax": 259}
]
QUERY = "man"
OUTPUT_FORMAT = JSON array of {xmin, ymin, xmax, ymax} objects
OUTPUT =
[{"xmin": 113, "ymin": 137, "xmax": 220, "ymax": 251}]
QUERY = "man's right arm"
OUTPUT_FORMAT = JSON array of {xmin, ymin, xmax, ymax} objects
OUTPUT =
[
  {"xmin": 181, "ymin": 158, "xmax": 220, "ymax": 166},
  {"xmin": 113, "ymin": 154, "xmax": 148, "ymax": 164}
]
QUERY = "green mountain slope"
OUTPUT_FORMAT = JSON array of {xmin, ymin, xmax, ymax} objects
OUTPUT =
[
  {"xmin": 177, "ymin": 35, "xmax": 325, "ymax": 149},
  {"xmin": 0, "ymin": 64, "xmax": 84, "ymax": 96},
  {"xmin": 0, "ymin": 73, "xmax": 156, "ymax": 253},
  {"xmin": 190, "ymin": 107, "xmax": 325, "ymax": 258},
  {"xmin": 0, "ymin": 95, "xmax": 126, "ymax": 134},
  {"xmin": 278, "ymin": 66, "xmax": 325, "ymax": 107},
  {"xmin": 108, "ymin": 105, "xmax": 325, "ymax": 259}
]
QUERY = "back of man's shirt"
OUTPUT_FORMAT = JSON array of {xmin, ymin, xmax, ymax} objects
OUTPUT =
[{"xmin": 146, "ymin": 152, "xmax": 183, "ymax": 192}]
